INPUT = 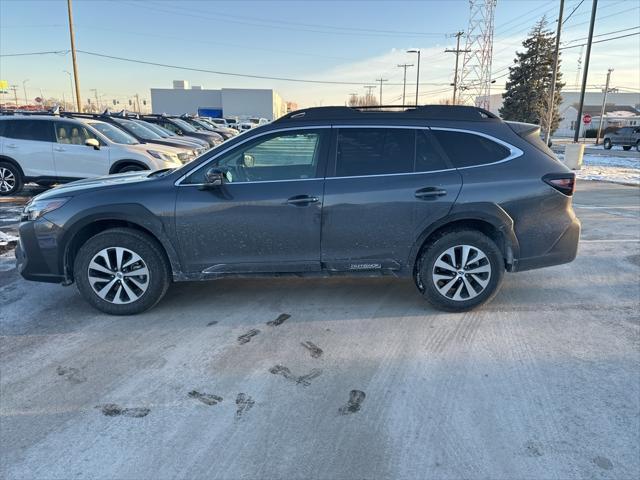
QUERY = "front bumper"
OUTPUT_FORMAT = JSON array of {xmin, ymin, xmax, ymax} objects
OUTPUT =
[{"xmin": 16, "ymin": 219, "xmax": 67, "ymax": 284}]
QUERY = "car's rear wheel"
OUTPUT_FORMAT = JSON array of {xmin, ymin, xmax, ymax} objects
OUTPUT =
[
  {"xmin": 622, "ymin": 145, "xmax": 631, "ymax": 151},
  {"xmin": 603, "ymin": 138, "xmax": 612, "ymax": 149},
  {"xmin": 636, "ymin": 141, "xmax": 640, "ymax": 152},
  {"xmin": 416, "ymin": 229, "xmax": 504, "ymax": 312},
  {"xmin": 74, "ymin": 228, "xmax": 170, "ymax": 315},
  {"xmin": 0, "ymin": 162, "xmax": 23, "ymax": 196}
]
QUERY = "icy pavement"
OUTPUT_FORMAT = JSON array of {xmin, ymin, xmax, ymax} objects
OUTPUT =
[{"xmin": 557, "ymin": 152, "xmax": 640, "ymax": 186}]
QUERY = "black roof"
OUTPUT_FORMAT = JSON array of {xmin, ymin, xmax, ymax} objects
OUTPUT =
[{"xmin": 275, "ymin": 105, "xmax": 498, "ymax": 123}]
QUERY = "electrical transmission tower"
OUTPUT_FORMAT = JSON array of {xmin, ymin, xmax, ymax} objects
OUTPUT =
[{"xmin": 458, "ymin": 0, "xmax": 497, "ymax": 109}]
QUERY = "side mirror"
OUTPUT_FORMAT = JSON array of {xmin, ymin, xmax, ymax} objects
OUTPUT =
[
  {"xmin": 85, "ymin": 138, "xmax": 100, "ymax": 150},
  {"xmin": 203, "ymin": 167, "xmax": 225, "ymax": 187}
]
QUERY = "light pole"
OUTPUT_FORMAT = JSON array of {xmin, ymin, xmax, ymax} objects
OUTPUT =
[
  {"xmin": 63, "ymin": 70, "xmax": 75, "ymax": 110},
  {"xmin": 407, "ymin": 49, "xmax": 421, "ymax": 105},
  {"xmin": 397, "ymin": 63, "xmax": 413, "ymax": 106},
  {"xmin": 22, "ymin": 79, "xmax": 29, "ymax": 106}
]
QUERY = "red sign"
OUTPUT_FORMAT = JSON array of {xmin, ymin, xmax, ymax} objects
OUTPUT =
[{"xmin": 583, "ymin": 113, "xmax": 592, "ymax": 124}]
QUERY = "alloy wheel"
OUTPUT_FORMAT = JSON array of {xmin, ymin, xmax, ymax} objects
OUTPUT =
[
  {"xmin": 432, "ymin": 245, "xmax": 492, "ymax": 301},
  {"xmin": 87, "ymin": 247, "xmax": 150, "ymax": 304},
  {"xmin": 0, "ymin": 167, "xmax": 16, "ymax": 193}
]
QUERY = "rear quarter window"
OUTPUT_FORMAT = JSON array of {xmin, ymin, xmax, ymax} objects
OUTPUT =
[
  {"xmin": 432, "ymin": 130, "xmax": 511, "ymax": 168},
  {"xmin": 1, "ymin": 119, "xmax": 54, "ymax": 142}
]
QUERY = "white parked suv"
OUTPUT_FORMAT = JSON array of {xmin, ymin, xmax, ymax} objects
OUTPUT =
[{"xmin": 0, "ymin": 115, "xmax": 186, "ymax": 195}]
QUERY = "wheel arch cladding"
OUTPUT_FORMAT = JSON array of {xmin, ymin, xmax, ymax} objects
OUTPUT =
[
  {"xmin": 109, "ymin": 160, "xmax": 150, "ymax": 174},
  {"xmin": 62, "ymin": 207, "xmax": 181, "ymax": 282},
  {"xmin": 0, "ymin": 156, "xmax": 25, "ymax": 177},
  {"xmin": 409, "ymin": 204, "xmax": 520, "ymax": 273}
]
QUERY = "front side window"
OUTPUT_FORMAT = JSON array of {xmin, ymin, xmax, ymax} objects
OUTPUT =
[
  {"xmin": 55, "ymin": 121, "xmax": 98, "ymax": 145},
  {"xmin": 185, "ymin": 130, "xmax": 324, "ymax": 184},
  {"xmin": 336, "ymin": 128, "xmax": 414, "ymax": 177},
  {"xmin": 431, "ymin": 130, "xmax": 511, "ymax": 168},
  {"xmin": 3, "ymin": 119, "xmax": 53, "ymax": 142}
]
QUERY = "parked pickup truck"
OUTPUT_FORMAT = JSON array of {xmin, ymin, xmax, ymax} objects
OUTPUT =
[{"xmin": 603, "ymin": 126, "xmax": 640, "ymax": 151}]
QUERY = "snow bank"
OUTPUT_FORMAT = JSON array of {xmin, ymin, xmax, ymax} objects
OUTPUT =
[{"xmin": 556, "ymin": 153, "xmax": 639, "ymax": 186}]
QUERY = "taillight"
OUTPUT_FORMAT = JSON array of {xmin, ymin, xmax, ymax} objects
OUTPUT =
[{"xmin": 543, "ymin": 173, "xmax": 576, "ymax": 196}]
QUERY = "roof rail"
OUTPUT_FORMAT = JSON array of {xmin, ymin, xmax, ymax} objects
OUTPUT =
[{"xmin": 277, "ymin": 104, "xmax": 498, "ymax": 122}]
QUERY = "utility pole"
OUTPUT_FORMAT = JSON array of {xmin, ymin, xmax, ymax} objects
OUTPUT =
[
  {"xmin": 544, "ymin": 0, "xmax": 564, "ymax": 145},
  {"xmin": 63, "ymin": 70, "xmax": 76, "ymax": 110},
  {"xmin": 22, "ymin": 79, "xmax": 29, "ymax": 106},
  {"xmin": 445, "ymin": 31, "xmax": 470, "ymax": 104},
  {"xmin": 376, "ymin": 78, "xmax": 388, "ymax": 105},
  {"xmin": 595, "ymin": 68, "xmax": 613, "ymax": 145},
  {"xmin": 573, "ymin": 0, "xmax": 598, "ymax": 143},
  {"xmin": 135, "ymin": 93, "xmax": 141, "ymax": 112},
  {"xmin": 397, "ymin": 64, "xmax": 413, "ymax": 106},
  {"xmin": 364, "ymin": 85, "xmax": 376, "ymax": 105},
  {"xmin": 67, "ymin": 0, "xmax": 82, "ymax": 113},
  {"xmin": 10, "ymin": 85, "xmax": 19, "ymax": 107}
]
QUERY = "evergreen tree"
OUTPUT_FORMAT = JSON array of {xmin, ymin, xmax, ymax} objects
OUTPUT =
[{"xmin": 499, "ymin": 18, "xmax": 564, "ymax": 134}]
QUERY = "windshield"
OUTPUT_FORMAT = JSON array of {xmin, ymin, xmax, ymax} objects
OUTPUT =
[
  {"xmin": 88, "ymin": 121, "xmax": 140, "ymax": 144},
  {"xmin": 226, "ymin": 119, "xmax": 237, "ymax": 124},
  {"xmin": 192, "ymin": 119, "xmax": 214, "ymax": 130},
  {"xmin": 136, "ymin": 120, "xmax": 171, "ymax": 137},
  {"xmin": 171, "ymin": 118, "xmax": 198, "ymax": 132},
  {"xmin": 114, "ymin": 118, "xmax": 162, "ymax": 140}
]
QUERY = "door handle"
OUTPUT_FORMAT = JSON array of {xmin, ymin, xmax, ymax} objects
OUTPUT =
[
  {"xmin": 286, "ymin": 195, "xmax": 319, "ymax": 206},
  {"xmin": 6, "ymin": 144, "xmax": 17, "ymax": 149},
  {"xmin": 415, "ymin": 187, "xmax": 447, "ymax": 199},
  {"xmin": 54, "ymin": 147, "xmax": 65, "ymax": 152}
]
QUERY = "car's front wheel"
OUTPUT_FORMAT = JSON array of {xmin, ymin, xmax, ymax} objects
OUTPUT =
[
  {"xmin": 0, "ymin": 162, "xmax": 23, "ymax": 196},
  {"xmin": 416, "ymin": 229, "xmax": 504, "ymax": 312},
  {"xmin": 603, "ymin": 138, "xmax": 612, "ymax": 149},
  {"xmin": 636, "ymin": 141, "xmax": 640, "ymax": 152},
  {"xmin": 74, "ymin": 228, "xmax": 170, "ymax": 315},
  {"xmin": 622, "ymin": 145, "xmax": 631, "ymax": 151}
]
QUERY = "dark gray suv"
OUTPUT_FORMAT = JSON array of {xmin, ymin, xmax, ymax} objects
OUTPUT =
[{"xmin": 15, "ymin": 106, "xmax": 580, "ymax": 315}]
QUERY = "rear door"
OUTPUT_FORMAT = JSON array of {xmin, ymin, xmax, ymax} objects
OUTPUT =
[
  {"xmin": 1, "ymin": 119, "xmax": 55, "ymax": 178},
  {"xmin": 52, "ymin": 121, "xmax": 110, "ymax": 178},
  {"xmin": 321, "ymin": 127, "xmax": 462, "ymax": 272}
]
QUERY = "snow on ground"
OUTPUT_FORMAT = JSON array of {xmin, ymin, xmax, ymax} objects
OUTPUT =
[{"xmin": 557, "ymin": 152, "xmax": 640, "ymax": 186}]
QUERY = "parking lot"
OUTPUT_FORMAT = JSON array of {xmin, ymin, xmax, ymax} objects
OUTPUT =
[{"xmin": 0, "ymin": 180, "xmax": 638, "ymax": 479}]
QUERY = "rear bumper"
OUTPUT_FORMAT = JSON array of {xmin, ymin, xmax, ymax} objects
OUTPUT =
[{"xmin": 512, "ymin": 215, "xmax": 581, "ymax": 272}]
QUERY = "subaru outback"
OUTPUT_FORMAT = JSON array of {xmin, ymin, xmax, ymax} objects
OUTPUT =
[{"xmin": 15, "ymin": 106, "xmax": 580, "ymax": 315}]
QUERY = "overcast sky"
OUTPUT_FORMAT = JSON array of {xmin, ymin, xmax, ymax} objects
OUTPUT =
[{"xmin": 1, "ymin": 0, "xmax": 638, "ymax": 107}]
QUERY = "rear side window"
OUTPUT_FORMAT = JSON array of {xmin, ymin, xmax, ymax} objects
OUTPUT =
[
  {"xmin": 432, "ymin": 130, "xmax": 511, "ymax": 168},
  {"xmin": 2, "ymin": 119, "xmax": 54, "ymax": 142},
  {"xmin": 336, "ymin": 128, "xmax": 414, "ymax": 177}
]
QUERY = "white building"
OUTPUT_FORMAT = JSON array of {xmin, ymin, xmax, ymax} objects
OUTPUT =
[
  {"xmin": 482, "ymin": 91, "xmax": 640, "ymax": 137},
  {"xmin": 150, "ymin": 82, "xmax": 288, "ymax": 120}
]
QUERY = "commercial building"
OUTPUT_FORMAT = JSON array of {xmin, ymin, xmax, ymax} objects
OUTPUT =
[{"xmin": 150, "ymin": 81, "xmax": 288, "ymax": 120}]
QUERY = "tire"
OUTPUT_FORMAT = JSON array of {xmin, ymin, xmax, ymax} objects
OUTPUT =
[
  {"xmin": 74, "ymin": 228, "xmax": 171, "ymax": 315},
  {"xmin": 603, "ymin": 138, "xmax": 612, "ymax": 150},
  {"xmin": 0, "ymin": 161, "xmax": 23, "ymax": 196},
  {"xmin": 117, "ymin": 164, "xmax": 146, "ymax": 173},
  {"xmin": 415, "ymin": 229, "xmax": 505, "ymax": 312},
  {"xmin": 622, "ymin": 145, "xmax": 631, "ymax": 151},
  {"xmin": 636, "ymin": 141, "xmax": 640, "ymax": 153}
]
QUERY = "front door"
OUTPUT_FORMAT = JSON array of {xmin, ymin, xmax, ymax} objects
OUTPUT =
[
  {"xmin": 175, "ymin": 128, "xmax": 329, "ymax": 274},
  {"xmin": 321, "ymin": 127, "xmax": 462, "ymax": 272},
  {"xmin": 53, "ymin": 121, "xmax": 110, "ymax": 179}
]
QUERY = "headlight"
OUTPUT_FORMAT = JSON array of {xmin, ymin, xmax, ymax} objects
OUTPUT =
[
  {"xmin": 146, "ymin": 149, "xmax": 178, "ymax": 162},
  {"xmin": 22, "ymin": 197, "xmax": 70, "ymax": 221}
]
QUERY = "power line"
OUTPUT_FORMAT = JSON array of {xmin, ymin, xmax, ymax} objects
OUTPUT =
[
  {"xmin": 563, "ymin": 25, "xmax": 639, "ymax": 44},
  {"xmin": 74, "ymin": 50, "xmax": 451, "ymax": 87},
  {"xmin": 562, "ymin": 0, "xmax": 585, "ymax": 24},
  {"xmin": 559, "ymin": 31, "xmax": 640, "ymax": 50},
  {"xmin": 0, "ymin": 50, "xmax": 68, "ymax": 57}
]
